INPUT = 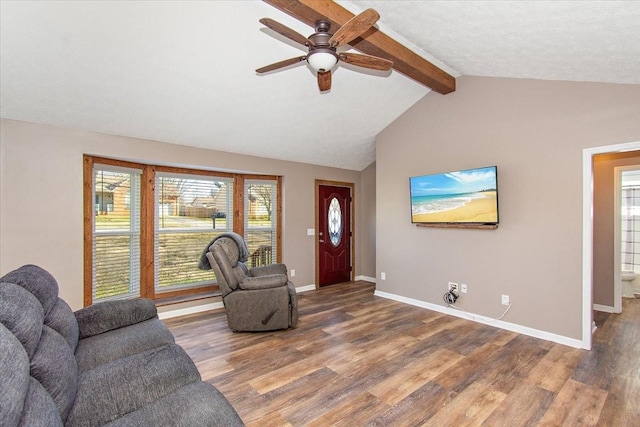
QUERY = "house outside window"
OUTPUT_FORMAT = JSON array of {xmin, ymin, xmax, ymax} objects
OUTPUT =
[
  {"xmin": 245, "ymin": 179, "xmax": 278, "ymax": 268},
  {"xmin": 154, "ymin": 173, "xmax": 234, "ymax": 294},
  {"xmin": 92, "ymin": 166, "xmax": 141, "ymax": 302}
]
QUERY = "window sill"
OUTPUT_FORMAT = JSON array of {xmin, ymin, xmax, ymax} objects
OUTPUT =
[{"xmin": 154, "ymin": 290, "xmax": 222, "ymax": 307}]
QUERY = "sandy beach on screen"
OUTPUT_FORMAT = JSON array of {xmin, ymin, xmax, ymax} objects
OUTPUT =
[{"xmin": 412, "ymin": 191, "xmax": 498, "ymax": 223}]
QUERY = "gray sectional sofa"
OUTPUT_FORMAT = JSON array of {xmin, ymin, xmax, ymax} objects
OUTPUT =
[{"xmin": 0, "ymin": 264, "xmax": 244, "ymax": 426}]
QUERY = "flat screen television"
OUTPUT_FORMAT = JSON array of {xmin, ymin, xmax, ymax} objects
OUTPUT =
[{"xmin": 409, "ymin": 165, "xmax": 499, "ymax": 225}]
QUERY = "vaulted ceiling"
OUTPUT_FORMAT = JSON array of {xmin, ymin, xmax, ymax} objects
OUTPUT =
[{"xmin": 1, "ymin": 1, "xmax": 638, "ymax": 170}]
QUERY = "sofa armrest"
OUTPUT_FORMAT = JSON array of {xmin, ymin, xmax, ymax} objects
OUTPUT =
[
  {"xmin": 239, "ymin": 274, "xmax": 288, "ymax": 290},
  {"xmin": 75, "ymin": 298, "xmax": 158, "ymax": 339},
  {"xmin": 250, "ymin": 263, "xmax": 287, "ymax": 277}
]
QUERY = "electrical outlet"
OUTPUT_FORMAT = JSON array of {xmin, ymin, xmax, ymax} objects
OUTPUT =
[
  {"xmin": 448, "ymin": 282, "xmax": 458, "ymax": 292},
  {"xmin": 460, "ymin": 284, "xmax": 467, "ymax": 293},
  {"xmin": 291, "ymin": 269, "xmax": 295, "ymax": 277},
  {"xmin": 501, "ymin": 294, "xmax": 510, "ymax": 305},
  {"xmin": 381, "ymin": 272, "xmax": 386, "ymax": 280}
]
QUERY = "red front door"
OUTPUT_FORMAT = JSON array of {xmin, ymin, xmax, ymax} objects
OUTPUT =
[{"xmin": 318, "ymin": 184, "xmax": 352, "ymax": 287}]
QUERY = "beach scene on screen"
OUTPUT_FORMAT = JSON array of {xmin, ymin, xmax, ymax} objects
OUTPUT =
[{"xmin": 410, "ymin": 166, "xmax": 498, "ymax": 223}]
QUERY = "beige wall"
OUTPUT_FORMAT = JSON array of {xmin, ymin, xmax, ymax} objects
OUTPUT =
[
  {"xmin": 376, "ymin": 76, "xmax": 640, "ymax": 341},
  {"xmin": 357, "ymin": 162, "xmax": 376, "ymax": 279},
  {"xmin": 593, "ymin": 151, "xmax": 640, "ymax": 307},
  {"xmin": 0, "ymin": 119, "xmax": 374, "ymax": 310}
]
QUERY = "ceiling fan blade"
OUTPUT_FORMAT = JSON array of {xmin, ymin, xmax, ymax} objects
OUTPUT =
[
  {"xmin": 259, "ymin": 18, "xmax": 314, "ymax": 47},
  {"xmin": 256, "ymin": 56, "xmax": 307, "ymax": 73},
  {"xmin": 339, "ymin": 52, "xmax": 393, "ymax": 71},
  {"xmin": 317, "ymin": 70, "xmax": 332, "ymax": 92},
  {"xmin": 328, "ymin": 8, "xmax": 380, "ymax": 47}
]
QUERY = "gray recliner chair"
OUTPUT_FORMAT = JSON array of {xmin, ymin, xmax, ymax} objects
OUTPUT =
[{"xmin": 201, "ymin": 233, "xmax": 298, "ymax": 332}]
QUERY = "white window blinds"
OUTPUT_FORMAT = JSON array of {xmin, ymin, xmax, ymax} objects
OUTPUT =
[
  {"xmin": 154, "ymin": 172, "xmax": 233, "ymax": 293},
  {"xmin": 244, "ymin": 179, "xmax": 278, "ymax": 268},
  {"xmin": 92, "ymin": 165, "xmax": 141, "ymax": 302}
]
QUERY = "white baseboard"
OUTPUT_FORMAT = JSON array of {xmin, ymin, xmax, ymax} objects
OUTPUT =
[
  {"xmin": 296, "ymin": 284, "xmax": 316, "ymax": 293},
  {"xmin": 374, "ymin": 290, "xmax": 585, "ymax": 349},
  {"xmin": 593, "ymin": 303, "xmax": 616, "ymax": 313},
  {"xmin": 159, "ymin": 283, "xmax": 316, "ymax": 319},
  {"xmin": 356, "ymin": 275, "xmax": 376, "ymax": 283},
  {"xmin": 158, "ymin": 301, "xmax": 224, "ymax": 320}
]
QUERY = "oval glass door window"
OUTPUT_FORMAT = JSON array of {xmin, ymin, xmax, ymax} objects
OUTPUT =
[{"xmin": 328, "ymin": 197, "xmax": 343, "ymax": 246}]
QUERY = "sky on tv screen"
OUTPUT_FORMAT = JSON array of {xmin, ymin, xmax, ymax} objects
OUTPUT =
[{"xmin": 410, "ymin": 166, "xmax": 497, "ymax": 196}]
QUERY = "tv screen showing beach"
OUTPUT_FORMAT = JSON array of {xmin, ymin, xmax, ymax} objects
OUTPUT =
[{"xmin": 410, "ymin": 166, "xmax": 498, "ymax": 224}]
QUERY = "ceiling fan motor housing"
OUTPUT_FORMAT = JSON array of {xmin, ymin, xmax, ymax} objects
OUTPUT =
[{"xmin": 307, "ymin": 20, "xmax": 338, "ymax": 71}]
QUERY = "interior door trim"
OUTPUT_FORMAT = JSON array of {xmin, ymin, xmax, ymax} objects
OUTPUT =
[{"xmin": 315, "ymin": 180, "xmax": 355, "ymax": 289}]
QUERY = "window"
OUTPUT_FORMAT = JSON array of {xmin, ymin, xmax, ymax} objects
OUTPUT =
[
  {"xmin": 328, "ymin": 197, "xmax": 342, "ymax": 246},
  {"xmin": 244, "ymin": 178, "xmax": 279, "ymax": 268},
  {"xmin": 155, "ymin": 172, "xmax": 233, "ymax": 294},
  {"xmin": 83, "ymin": 157, "xmax": 282, "ymax": 305},
  {"xmin": 91, "ymin": 165, "xmax": 141, "ymax": 302}
]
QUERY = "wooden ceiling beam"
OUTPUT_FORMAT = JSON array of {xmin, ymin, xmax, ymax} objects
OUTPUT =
[{"xmin": 262, "ymin": 0, "xmax": 456, "ymax": 94}]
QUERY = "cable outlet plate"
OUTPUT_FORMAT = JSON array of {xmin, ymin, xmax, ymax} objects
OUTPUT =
[
  {"xmin": 460, "ymin": 284, "xmax": 467, "ymax": 293},
  {"xmin": 501, "ymin": 294, "xmax": 510, "ymax": 305}
]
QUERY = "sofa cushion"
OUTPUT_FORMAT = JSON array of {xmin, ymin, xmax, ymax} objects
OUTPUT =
[
  {"xmin": 0, "ymin": 265, "xmax": 59, "ymax": 316},
  {"xmin": 250, "ymin": 263, "xmax": 287, "ymax": 276},
  {"xmin": 19, "ymin": 377, "xmax": 63, "ymax": 427},
  {"xmin": 0, "ymin": 323, "xmax": 31, "ymax": 426},
  {"xmin": 210, "ymin": 243, "xmax": 240, "ymax": 291},
  {"xmin": 66, "ymin": 344, "xmax": 202, "ymax": 426},
  {"xmin": 75, "ymin": 298, "xmax": 158, "ymax": 339},
  {"xmin": 239, "ymin": 274, "xmax": 288, "ymax": 290},
  {"xmin": 104, "ymin": 381, "xmax": 244, "ymax": 427},
  {"xmin": 0, "ymin": 283, "xmax": 44, "ymax": 358},
  {"xmin": 30, "ymin": 325, "xmax": 78, "ymax": 422},
  {"xmin": 214, "ymin": 237, "xmax": 240, "ymax": 265},
  {"xmin": 75, "ymin": 317, "xmax": 175, "ymax": 372},
  {"xmin": 45, "ymin": 298, "xmax": 79, "ymax": 352}
]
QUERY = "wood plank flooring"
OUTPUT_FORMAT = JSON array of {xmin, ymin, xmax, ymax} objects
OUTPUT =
[{"xmin": 163, "ymin": 281, "xmax": 639, "ymax": 426}]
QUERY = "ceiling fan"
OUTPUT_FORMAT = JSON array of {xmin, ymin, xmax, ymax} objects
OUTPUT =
[{"xmin": 255, "ymin": 8, "xmax": 393, "ymax": 92}]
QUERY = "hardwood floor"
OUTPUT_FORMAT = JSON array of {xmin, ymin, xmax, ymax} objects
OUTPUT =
[{"xmin": 163, "ymin": 281, "xmax": 639, "ymax": 426}]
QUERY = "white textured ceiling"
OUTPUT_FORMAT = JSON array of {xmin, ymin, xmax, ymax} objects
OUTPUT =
[
  {"xmin": 1, "ymin": 1, "xmax": 638, "ymax": 171},
  {"xmin": 361, "ymin": 0, "xmax": 640, "ymax": 84}
]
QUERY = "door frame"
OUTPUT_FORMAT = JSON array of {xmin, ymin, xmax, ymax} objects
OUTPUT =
[
  {"xmin": 583, "ymin": 139, "xmax": 640, "ymax": 350},
  {"xmin": 315, "ymin": 180, "xmax": 355, "ymax": 289}
]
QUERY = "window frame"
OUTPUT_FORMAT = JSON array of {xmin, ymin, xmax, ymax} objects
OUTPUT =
[
  {"xmin": 243, "ymin": 176, "xmax": 282, "ymax": 268},
  {"xmin": 83, "ymin": 156, "xmax": 282, "ymax": 306}
]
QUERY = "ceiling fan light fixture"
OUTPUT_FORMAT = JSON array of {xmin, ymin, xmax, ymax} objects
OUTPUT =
[{"xmin": 307, "ymin": 50, "xmax": 338, "ymax": 72}]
